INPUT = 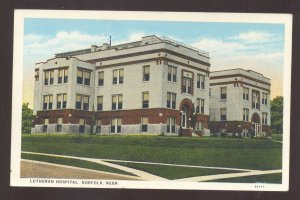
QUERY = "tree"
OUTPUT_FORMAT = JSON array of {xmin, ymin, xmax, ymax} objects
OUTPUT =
[
  {"xmin": 190, "ymin": 103, "xmax": 196, "ymax": 130},
  {"xmin": 22, "ymin": 103, "xmax": 33, "ymax": 134},
  {"xmin": 90, "ymin": 105, "xmax": 96, "ymax": 135},
  {"xmin": 271, "ymin": 96, "xmax": 283, "ymax": 134}
]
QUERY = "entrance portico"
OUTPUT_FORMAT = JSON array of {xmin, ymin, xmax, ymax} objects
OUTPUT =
[
  {"xmin": 251, "ymin": 112, "xmax": 261, "ymax": 137},
  {"xmin": 179, "ymin": 99, "xmax": 193, "ymax": 136}
]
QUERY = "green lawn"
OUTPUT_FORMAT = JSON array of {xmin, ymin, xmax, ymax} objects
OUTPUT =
[
  {"xmin": 205, "ymin": 173, "xmax": 282, "ymax": 184},
  {"xmin": 109, "ymin": 161, "xmax": 241, "ymax": 180},
  {"xmin": 272, "ymin": 134, "xmax": 283, "ymax": 141},
  {"xmin": 22, "ymin": 134, "xmax": 282, "ymax": 171},
  {"xmin": 22, "ymin": 153, "xmax": 134, "ymax": 176}
]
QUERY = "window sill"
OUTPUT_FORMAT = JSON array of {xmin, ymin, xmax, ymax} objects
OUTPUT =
[
  {"xmin": 43, "ymin": 84, "xmax": 55, "ymax": 87},
  {"xmin": 167, "ymin": 81, "xmax": 177, "ymax": 84},
  {"xmin": 166, "ymin": 107, "xmax": 176, "ymax": 110},
  {"xmin": 76, "ymin": 84, "xmax": 92, "ymax": 87},
  {"xmin": 182, "ymin": 93, "xmax": 193, "ymax": 96}
]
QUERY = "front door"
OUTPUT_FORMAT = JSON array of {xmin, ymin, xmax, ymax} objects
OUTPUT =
[
  {"xmin": 181, "ymin": 112, "xmax": 187, "ymax": 128},
  {"xmin": 251, "ymin": 112, "xmax": 261, "ymax": 137},
  {"xmin": 254, "ymin": 123, "xmax": 260, "ymax": 137}
]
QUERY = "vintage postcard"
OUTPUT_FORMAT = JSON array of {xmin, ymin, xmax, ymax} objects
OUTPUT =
[{"xmin": 11, "ymin": 10, "xmax": 292, "ymax": 191}]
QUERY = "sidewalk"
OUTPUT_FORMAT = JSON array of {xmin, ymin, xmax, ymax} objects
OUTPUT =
[{"xmin": 22, "ymin": 151, "xmax": 282, "ymax": 182}]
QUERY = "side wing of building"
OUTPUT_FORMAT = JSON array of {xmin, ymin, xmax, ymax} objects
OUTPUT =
[{"xmin": 209, "ymin": 69, "xmax": 271, "ymax": 137}]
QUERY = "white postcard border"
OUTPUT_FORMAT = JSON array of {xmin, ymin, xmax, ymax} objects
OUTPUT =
[{"xmin": 11, "ymin": 10, "xmax": 292, "ymax": 191}]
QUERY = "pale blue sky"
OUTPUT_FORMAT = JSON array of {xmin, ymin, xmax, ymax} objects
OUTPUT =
[{"xmin": 23, "ymin": 18, "xmax": 285, "ymax": 107}]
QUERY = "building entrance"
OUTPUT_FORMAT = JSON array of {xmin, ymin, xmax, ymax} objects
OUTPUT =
[
  {"xmin": 179, "ymin": 99, "xmax": 193, "ymax": 136},
  {"xmin": 251, "ymin": 112, "xmax": 261, "ymax": 137},
  {"xmin": 180, "ymin": 105, "xmax": 189, "ymax": 128}
]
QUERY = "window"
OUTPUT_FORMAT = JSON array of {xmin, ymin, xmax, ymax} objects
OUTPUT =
[
  {"xmin": 77, "ymin": 69, "xmax": 90, "ymax": 86},
  {"xmin": 243, "ymin": 87, "xmax": 249, "ymax": 100},
  {"xmin": 141, "ymin": 117, "xmax": 148, "ymax": 132},
  {"xmin": 167, "ymin": 92, "xmax": 176, "ymax": 109},
  {"xmin": 143, "ymin": 65, "xmax": 150, "ymax": 81},
  {"xmin": 83, "ymin": 96, "xmax": 89, "ymax": 110},
  {"xmin": 58, "ymin": 68, "xmax": 68, "ymax": 84},
  {"xmin": 50, "ymin": 70, "xmax": 54, "ymax": 85},
  {"xmin": 220, "ymin": 108, "xmax": 227, "ymax": 121},
  {"xmin": 96, "ymin": 120, "xmax": 101, "ymax": 133},
  {"xmin": 195, "ymin": 121, "xmax": 204, "ymax": 131},
  {"xmin": 182, "ymin": 77, "xmax": 192, "ymax": 94},
  {"xmin": 58, "ymin": 69, "xmax": 63, "ymax": 84},
  {"xmin": 76, "ymin": 94, "xmax": 89, "ymax": 110},
  {"xmin": 220, "ymin": 87, "xmax": 227, "ymax": 100},
  {"xmin": 44, "ymin": 71, "xmax": 49, "ymax": 85},
  {"xmin": 57, "ymin": 94, "xmax": 67, "ymax": 109},
  {"xmin": 168, "ymin": 66, "xmax": 177, "ymax": 82},
  {"xmin": 167, "ymin": 117, "xmax": 176, "ymax": 133},
  {"xmin": 56, "ymin": 118, "xmax": 62, "ymax": 132},
  {"xmin": 262, "ymin": 92, "xmax": 268, "ymax": 105},
  {"xmin": 77, "ymin": 70, "xmax": 83, "ymax": 84},
  {"xmin": 209, "ymin": 88, "xmax": 211, "ymax": 96},
  {"xmin": 262, "ymin": 112, "xmax": 268, "ymax": 125},
  {"xmin": 84, "ymin": 70, "xmax": 90, "ymax": 85},
  {"xmin": 35, "ymin": 70, "xmax": 39, "ymax": 81},
  {"xmin": 98, "ymin": 71, "xmax": 104, "ymax": 86},
  {"xmin": 63, "ymin": 69, "xmax": 68, "ymax": 83},
  {"xmin": 79, "ymin": 119, "xmax": 85, "ymax": 133},
  {"xmin": 97, "ymin": 96, "xmax": 103, "ymax": 111},
  {"xmin": 196, "ymin": 98, "xmax": 205, "ymax": 114},
  {"xmin": 243, "ymin": 108, "xmax": 249, "ymax": 121},
  {"xmin": 44, "ymin": 70, "xmax": 54, "ymax": 85},
  {"xmin": 113, "ymin": 69, "xmax": 124, "ymax": 84},
  {"xmin": 252, "ymin": 90, "xmax": 260, "ymax": 109},
  {"xmin": 43, "ymin": 118, "xmax": 49, "ymax": 132},
  {"xmin": 112, "ymin": 94, "xmax": 123, "ymax": 110},
  {"xmin": 142, "ymin": 92, "xmax": 149, "ymax": 108},
  {"xmin": 43, "ymin": 95, "xmax": 53, "ymax": 110},
  {"xmin": 197, "ymin": 74, "xmax": 205, "ymax": 89},
  {"xmin": 111, "ymin": 118, "xmax": 122, "ymax": 133}
]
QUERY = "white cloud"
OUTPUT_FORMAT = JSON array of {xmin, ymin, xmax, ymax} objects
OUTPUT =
[
  {"xmin": 190, "ymin": 35, "xmax": 284, "ymax": 99},
  {"xmin": 24, "ymin": 31, "xmax": 109, "ymax": 59},
  {"xmin": 128, "ymin": 32, "xmax": 146, "ymax": 42},
  {"xmin": 192, "ymin": 38, "xmax": 246, "ymax": 56},
  {"xmin": 228, "ymin": 31, "xmax": 281, "ymax": 43}
]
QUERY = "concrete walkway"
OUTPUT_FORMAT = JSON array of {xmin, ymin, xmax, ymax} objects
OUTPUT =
[
  {"xmin": 22, "ymin": 151, "xmax": 282, "ymax": 182},
  {"xmin": 176, "ymin": 169, "xmax": 282, "ymax": 182},
  {"xmin": 21, "ymin": 159, "xmax": 140, "ymax": 180},
  {"xmin": 22, "ymin": 151, "xmax": 167, "ymax": 181}
]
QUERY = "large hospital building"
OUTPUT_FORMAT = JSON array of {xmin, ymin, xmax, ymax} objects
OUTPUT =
[
  {"xmin": 31, "ymin": 35, "xmax": 271, "ymax": 137},
  {"xmin": 32, "ymin": 35, "xmax": 211, "ymax": 136}
]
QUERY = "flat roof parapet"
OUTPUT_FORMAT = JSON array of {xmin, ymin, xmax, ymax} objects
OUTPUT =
[
  {"xmin": 211, "ymin": 68, "xmax": 270, "ymax": 84},
  {"xmin": 55, "ymin": 48, "xmax": 91, "ymax": 58},
  {"xmin": 54, "ymin": 35, "xmax": 209, "ymax": 59}
]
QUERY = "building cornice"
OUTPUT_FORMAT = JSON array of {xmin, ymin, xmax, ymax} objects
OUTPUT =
[
  {"xmin": 96, "ymin": 57, "xmax": 210, "ymax": 73},
  {"xmin": 88, "ymin": 48, "xmax": 210, "ymax": 67},
  {"xmin": 210, "ymin": 74, "xmax": 271, "ymax": 86}
]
